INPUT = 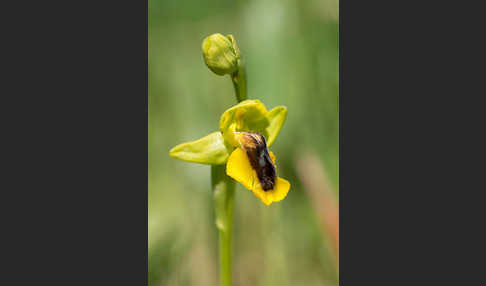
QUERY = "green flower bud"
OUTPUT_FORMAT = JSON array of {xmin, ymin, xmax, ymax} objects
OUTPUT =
[{"xmin": 202, "ymin": 33, "xmax": 239, "ymax": 76}]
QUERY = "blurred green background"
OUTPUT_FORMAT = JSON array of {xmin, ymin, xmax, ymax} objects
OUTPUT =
[{"xmin": 149, "ymin": 0, "xmax": 338, "ymax": 285}]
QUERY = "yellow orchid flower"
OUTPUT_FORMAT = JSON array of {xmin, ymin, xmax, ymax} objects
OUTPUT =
[{"xmin": 169, "ymin": 99, "xmax": 290, "ymax": 205}]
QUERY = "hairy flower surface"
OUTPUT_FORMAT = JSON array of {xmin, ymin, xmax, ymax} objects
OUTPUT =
[
  {"xmin": 170, "ymin": 99, "xmax": 290, "ymax": 205},
  {"xmin": 226, "ymin": 133, "xmax": 290, "ymax": 205}
]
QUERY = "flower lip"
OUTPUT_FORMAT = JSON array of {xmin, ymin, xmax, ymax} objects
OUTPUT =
[
  {"xmin": 226, "ymin": 147, "xmax": 291, "ymax": 205},
  {"xmin": 235, "ymin": 132, "xmax": 276, "ymax": 191}
]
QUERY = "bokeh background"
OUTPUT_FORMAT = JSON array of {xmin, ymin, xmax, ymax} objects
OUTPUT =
[{"xmin": 149, "ymin": 0, "xmax": 338, "ymax": 285}]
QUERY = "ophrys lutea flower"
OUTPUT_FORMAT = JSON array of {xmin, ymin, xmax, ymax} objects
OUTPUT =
[{"xmin": 170, "ymin": 99, "xmax": 290, "ymax": 205}]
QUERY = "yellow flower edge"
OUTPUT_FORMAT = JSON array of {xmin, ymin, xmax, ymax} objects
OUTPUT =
[{"xmin": 226, "ymin": 147, "xmax": 290, "ymax": 206}]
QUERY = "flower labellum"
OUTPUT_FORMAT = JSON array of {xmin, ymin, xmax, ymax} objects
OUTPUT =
[
  {"xmin": 235, "ymin": 132, "xmax": 276, "ymax": 191},
  {"xmin": 227, "ymin": 131, "xmax": 291, "ymax": 206}
]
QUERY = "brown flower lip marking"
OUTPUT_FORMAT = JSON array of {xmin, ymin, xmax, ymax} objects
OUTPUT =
[{"xmin": 237, "ymin": 132, "xmax": 276, "ymax": 191}]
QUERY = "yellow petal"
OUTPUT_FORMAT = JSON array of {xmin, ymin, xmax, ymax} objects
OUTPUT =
[
  {"xmin": 226, "ymin": 148, "xmax": 291, "ymax": 206},
  {"xmin": 269, "ymin": 151, "xmax": 276, "ymax": 165},
  {"xmin": 226, "ymin": 147, "xmax": 255, "ymax": 190},
  {"xmin": 252, "ymin": 177, "xmax": 291, "ymax": 206}
]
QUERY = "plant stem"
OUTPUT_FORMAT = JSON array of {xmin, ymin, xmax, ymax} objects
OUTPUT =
[
  {"xmin": 213, "ymin": 54, "xmax": 247, "ymax": 286},
  {"xmin": 231, "ymin": 59, "xmax": 247, "ymax": 102},
  {"xmin": 212, "ymin": 165, "xmax": 235, "ymax": 286}
]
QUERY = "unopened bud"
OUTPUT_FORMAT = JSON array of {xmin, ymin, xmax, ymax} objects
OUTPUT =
[{"xmin": 202, "ymin": 33, "xmax": 239, "ymax": 76}]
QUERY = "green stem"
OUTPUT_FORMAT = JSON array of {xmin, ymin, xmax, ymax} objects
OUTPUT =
[
  {"xmin": 231, "ymin": 59, "xmax": 247, "ymax": 102},
  {"xmin": 212, "ymin": 165, "xmax": 235, "ymax": 286},
  {"xmin": 213, "ymin": 52, "xmax": 247, "ymax": 286}
]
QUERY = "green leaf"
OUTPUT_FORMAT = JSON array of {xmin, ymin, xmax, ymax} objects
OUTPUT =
[{"xmin": 169, "ymin": 131, "xmax": 231, "ymax": 165}]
